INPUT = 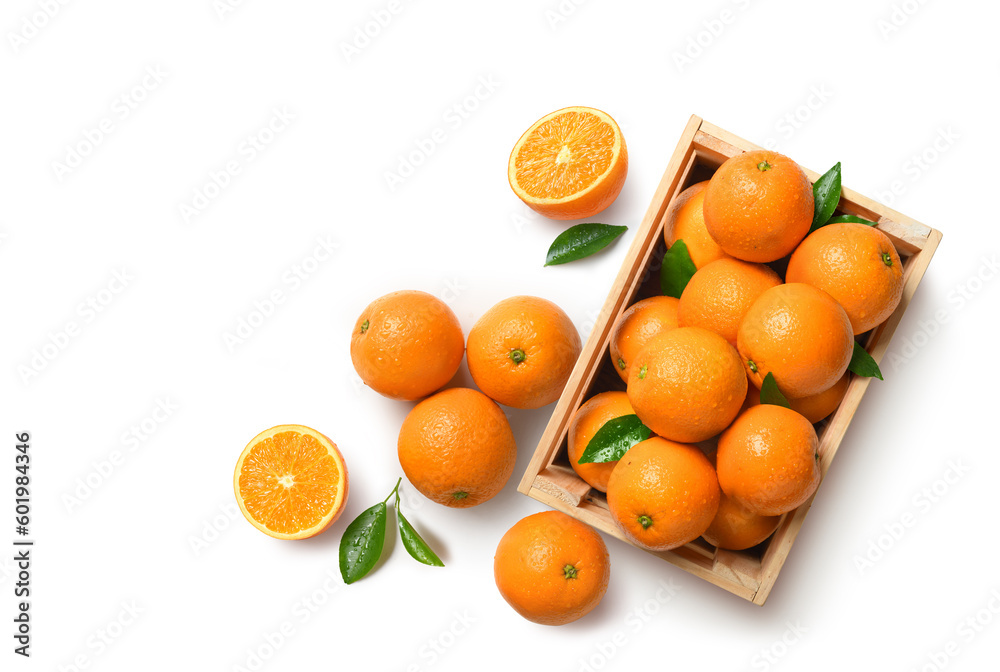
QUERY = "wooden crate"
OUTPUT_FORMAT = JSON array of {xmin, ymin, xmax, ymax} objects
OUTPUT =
[{"xmin": 517, "ymin": 115, "xmax": 943, "ymax": 605}]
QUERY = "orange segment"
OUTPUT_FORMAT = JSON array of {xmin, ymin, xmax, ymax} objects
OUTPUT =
[
  {"xmin": 508, "ymin": 106, "xmax": 627, "ymax": 220},
  {"xmin": 234, "ymin": 425, "xmax": 349, "ymax": 540}
]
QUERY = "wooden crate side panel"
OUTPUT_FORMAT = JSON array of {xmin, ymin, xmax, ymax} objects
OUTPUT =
[{"xmin": 517, "ymin": 115, "xmax": 704, "ymax": 494}]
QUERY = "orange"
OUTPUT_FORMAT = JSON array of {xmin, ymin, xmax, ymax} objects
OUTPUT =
[
  {"xmin": 745, "ymin": 372, "xmax": 850, "ymax": 424},
  {"xmin": 786, "ymin": 222, "xmax": 904, "ymax": 334},
  {"xmin": 234, "ymin": 425, "xmax": 349, "ymax": 540},
  {"xmin": 494, "ymin": 511, "xmax": 610, "ymax": 625},
  {"xmin": 606, "ymin": 437, "xmax": 720, "ymax": 551},
  {"xmin": 350, "ymin": 290, "xmax": 464, "ymax": 401},
  {"xmin": 702, "ymin": 493, "xmax": 782, "ymax": 551},
  {"xmin": 508, "ymin": 106, "xmax": 627, "ymax": 220},
  {"xmin": 717, "ymin": 405, "xmax": 821, "ymax": 516},
  {"xmin": 626, "ymin": 327, "xmax": 747, "ymax": 443},
  {"xmin": 677, "ymin": 258, "xmax": 782, "ymax": 346},
  {"xmin": 467, "ymin": 296, "xmax": 582, "ymax": 409},
  {"xmin": 397, "ymin": 388, "xmax": 516, "ymax": 508},
  {"xmin": 703, "ymin": 150, "xmax": 813, "ymax": 263},
  {"xmin": 737, "ymin": 283, "xmax": 853, "ymax": 399},
  {"xmin": 609, "ymin": 296, "xmax": 679, "ymax": 382},
  {"xmin": 662, "ymin": 181, "xmax": 734, "ymax": 269},
  {"xmin": 567, "ymin": 391, "xmax": 635, "ymax": 493}
]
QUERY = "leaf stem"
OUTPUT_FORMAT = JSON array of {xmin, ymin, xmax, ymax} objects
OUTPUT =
[{"xmin": 384, "ymin": 477, "xmax": 402, "ymax": 504}]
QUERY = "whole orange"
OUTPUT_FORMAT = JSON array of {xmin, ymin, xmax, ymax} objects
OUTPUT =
[
  {"xmin": 609, "ymin": 296, "xmax": 679, "ymax": 382},
  {"xmin": 677, "ymin": 258, "xmax": 782, "ymax": 346},
  {"xmin": 744, "ymin": 372, "xmax": 850, "ymax": 424},
  {"xmin": 606, "ymin": 437, "xmax": 720, "ymax": 551},
  {"xmin": 662, "ymin": 181, "xmax": 733, "ymax": 269},
  {"xmin": 397, "ymin": 388, "xmax": 516, "ymax": 507},
  {"xmin": 737, "ymin": 283, "xmax": 853, "ymax": 399},
  {"xmin": 717, "ymin": 405, "xmax": 821, "ymax": 516},
  {"xmin": 508, "ymin": 107, "xmax": 627, "ymax": 220},
  {"xmin": 786, "ymin": 222, "xmax": 904, "ymax": 334},
  {"xmin": 350, "ymin": 290, "xmax": 464, "ymax": 401},
  {"xmin": 494, "ymin": 511, "xmax": 610, "ymax": 625},
  {"xmin": 626, "ymin": 327, "xmax": 747, "ymax": 443},
  {"xmin": 701, "ymin": 493, "xmax": 781, "ymax": 551},
  {"xmin": 467, "ymin": 296, "xmax": 582, "ymax": 409},
  {"xmin": 567, "ymin": 391, "xmax": 635, "ymax": 493},
  {"xmin": 703, "ymin": 150, "xmax": 813, "ymax": 263}
]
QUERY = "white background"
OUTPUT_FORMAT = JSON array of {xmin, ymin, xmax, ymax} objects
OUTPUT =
[{"xmin": 2, "ymin": 0, "xmax": 999, "ymax": 670}]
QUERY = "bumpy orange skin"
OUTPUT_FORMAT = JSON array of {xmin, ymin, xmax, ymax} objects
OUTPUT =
[
  {"xmin": 350, "ymin": 290, "xmax": 464, "ymax": 401},
  {"xmin": 626, "ymin": 327, "xmax": 747, "ymax": 443},
  {"xmin": 717, "ymin": 405, "xmax": 821, "ymax": 516},
  {"xmin": 737, "ymin": 283, "xmax": 853, "ymax": 399},
  {"xmin": 745, "ymin": 372, "xmax": 851, "ymax": 424},
  {"xmin": 397, "ymin": 388, "xmax": 516, "ymax": 508},
  {"xmin": 609, "ymin": 296, "xmax": 680, "ymax": 383},
  {"xmin": 494, "ymin": 511, "xmax": 610, "ymax": 626},
  {"xmin": 703, "ymin": 150, "xmax": 814, "ymax": 263},
  {"xmin": 508, "ymin": 107, "xmax": 627, "ymax": 220},
  {"xmin": 607, "ymin": 438, "xmax": 720, "ymax": 551},
  {"xmin": 567, "ymin": 391, "xmax": 635, "ymax": 493},
  {"xmin": 786, "ymin": 223, "xmax": 904, "ymax": 334},
  {"xmin": 678, "ymin": 259, "xmax": 781, "ymax": 346},
  {"xmin": 662, "ymin": 181, "xmax": 734, "ymax": 269},
  {"xmin": 702, "ymin": 492, "xmax": 781, "ymax": 551},
  {"xmin": 467, "ymin": 296, "xmax": 582, "ymax": 409}
]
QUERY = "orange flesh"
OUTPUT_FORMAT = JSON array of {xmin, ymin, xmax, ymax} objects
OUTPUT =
[
  {"xmin": 515, "ymin": 111, "xmax": 615, "ymax": 199},
  {"xmin": 238, "ymin": 431, "xmax": 342, "ymax": 535}
]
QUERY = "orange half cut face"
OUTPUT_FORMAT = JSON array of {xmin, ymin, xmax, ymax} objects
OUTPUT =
[{"xmin": 234, "ymin": 425, "xmax": 349, "ymax": 540}]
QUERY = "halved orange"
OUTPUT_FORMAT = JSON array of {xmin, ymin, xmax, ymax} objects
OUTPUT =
[
  {"xmin": 508, "ymin": 106, "xmax": 627, "ymax": 220},
  {"xmin": 234, "ymin": 424, "xmax": 349, "ymax": 540}
]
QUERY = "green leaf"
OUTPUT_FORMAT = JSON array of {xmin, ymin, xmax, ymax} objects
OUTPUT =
[
  {"xmin": 339, "ymin": 501, "xmax": 387, "ymax": 584},
  {"xmin": 810, "ymin": 162, "xmax": 842, "ymax": 232},
  {"xmin": 397, "ymin": 507, "xmax": 445, "ymax": 567},
  {"xmin": 759, "ymin": 372, "xmax": 791, "ymax": 409},
  {"xmin": 848, "ymin": 341, "xmax": 883, "ymax": 380},
  {"xmin": 578, "ymin": 414, "xmax": 652, "ymax": 464},
  {"xmin": 660, "ymin": 239, "xmax": 698, "ymax": 298},
  {"xmin": 545, "ymin": 223, "xmax": 628, "ymax": 266},
  {"xmin": 825, "ymin": 214, "xmax": 876, "ymax": 226}
]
